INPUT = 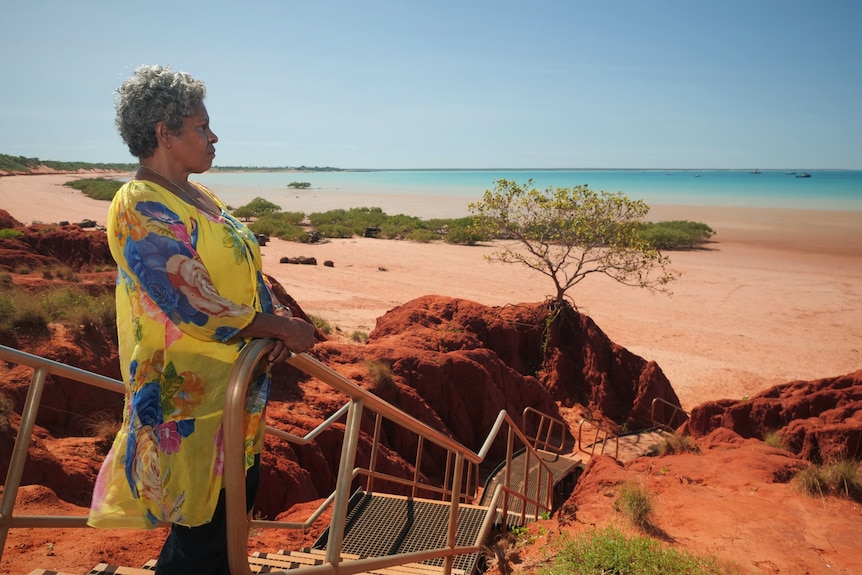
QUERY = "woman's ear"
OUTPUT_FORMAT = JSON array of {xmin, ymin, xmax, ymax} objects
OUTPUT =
[{"xmin": 154, "ymin": 121, "xmax": 173, "ymax": 149}]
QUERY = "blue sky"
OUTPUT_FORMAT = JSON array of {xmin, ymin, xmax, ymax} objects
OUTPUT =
[{"xmin": 1, "ymin": 0, "xmax": 859, "ymax": 169}]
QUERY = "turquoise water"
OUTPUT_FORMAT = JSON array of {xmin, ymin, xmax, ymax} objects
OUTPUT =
[{"xmin": 195, "ymin": 169, "xmax": 862, "ymax": 214}]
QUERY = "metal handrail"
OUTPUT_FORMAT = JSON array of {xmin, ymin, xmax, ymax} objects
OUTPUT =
[
  {"xmin": 577, "ymin": 417, "xmax": 620, "ymax": 460},
  {"xmin": 1, "ymin": 341, "xmax": 557, "ymax": 574},
  {"xmin": 650, "ymin": 396, "xmax": 689, "ymax": 429},
  {"xmin": 225, "ymin": 342, "xmax": 557, "ymax": 575},
  {"xmin": 0, "ymin": 345, "xmax": 125, "ymax": 555},
  {"xmin": 522, "ymin": 406, "xmax": 568, "ymax": 453}
]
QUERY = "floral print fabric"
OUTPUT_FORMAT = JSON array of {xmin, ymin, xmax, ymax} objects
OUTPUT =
[{"xmin": 88, "ymin": 179, "xmax": 274, "ymax": 529}]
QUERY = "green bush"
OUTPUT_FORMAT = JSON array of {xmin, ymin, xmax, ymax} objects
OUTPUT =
[
  {"xmin": 232, "ymin": 197, "xmax": 282, "ymax": 220},
  {"xmin": 64, "ymin": 178, "xmax": 124, "ymax": 201},
  {"xmin": 378, "ymin": 214, "xmax": 425, "ymax": 238},
  {"xmin": 539, "ymin": 525, "xmax": 731, "ymax": 575},
  {"xmin": 316, "ymin": 223, "xmax": 354, "ymax": 239},
  {"xmin": 639, "ymin": 220, "xmax": 715, "ymax": 249},
  {"xmin": 443, "ymin": 217, "xmax": 487, "ymax": 245},
  {"xmin": 0, "ymin": 229, "xmax": 23, "ymax": 239},
  {"xmin": 405, "ymin": 229, "xmax": 436, "ymax": 243},
  {"xmin": 249, "ymin": 213, "xmax": 309, "ymax": 242}
]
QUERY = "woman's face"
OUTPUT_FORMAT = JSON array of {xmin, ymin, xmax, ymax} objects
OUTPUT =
[{"xmin": 170, "ymin": 102, "xmax": 218, "ymax": 174}]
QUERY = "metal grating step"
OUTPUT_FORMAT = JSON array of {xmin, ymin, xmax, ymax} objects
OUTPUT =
[{"xmin": 313, "ymin": 491, "xmax": 486, "ymax": 574}]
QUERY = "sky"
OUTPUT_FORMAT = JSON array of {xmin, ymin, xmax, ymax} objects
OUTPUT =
[{"xmin": 1, "ymin": 0, "xmax": 860, "ymax": 170}]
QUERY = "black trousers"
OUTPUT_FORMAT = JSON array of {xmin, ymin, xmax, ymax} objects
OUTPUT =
[{"xmin": 156, "ymin": 455, "xmax": 261, "ymax": 575}]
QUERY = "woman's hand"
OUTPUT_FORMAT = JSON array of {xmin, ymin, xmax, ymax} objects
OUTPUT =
[
  {"xmin": 237, "ymin": 309, "xmax": 317, "ymax": 364},
  {"xmin": 268, "ymin": 316, "xmax": 316, "ymax": 363}
]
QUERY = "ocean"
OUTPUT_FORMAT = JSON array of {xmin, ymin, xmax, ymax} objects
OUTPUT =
[{"xmin": 194, "ymin": 169, "xmax": 862, "ymax": 218}]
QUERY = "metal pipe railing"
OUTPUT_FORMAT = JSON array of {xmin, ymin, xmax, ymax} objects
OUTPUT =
[
  {"xmin": 0, "ymin": 345, "xmax": 125, "ymax": 555},
  {"xmin": 522, "ymin": 406, "xmax": 568, "ymax": 453},
  {"xmin": 650, "ymin": 396, "xmax": 689, "ymax": 429},
  {"xmin": 1, "ymin": 340, "xmax": 558, "ymax": 574},
  {"xmin": 577, "ymin": 417, "xmax": 620, "ymax": 459}
]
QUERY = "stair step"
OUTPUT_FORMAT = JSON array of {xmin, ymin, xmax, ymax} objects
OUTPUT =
[{"xmin": 252, "ymin": 549, "xmax": 465, "ymax": 574}]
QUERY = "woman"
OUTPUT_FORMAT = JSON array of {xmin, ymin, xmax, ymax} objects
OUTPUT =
[{"xmin": 88, "ymin": 65, "xmax": 316, "ymax": 574}]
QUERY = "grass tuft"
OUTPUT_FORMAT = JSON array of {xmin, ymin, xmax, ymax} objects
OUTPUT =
[
  {"xmin": 365, "ymin": 359, "xmax": 395, "ymax": 391},
  {"xmin": 658, "ymin": 432, "xmax": 700, "ymax": 455},
  {"xmin": 794, "ymin": 459, "xmax": 862, "ymax": 500},
  {"xmin": 614, "ymin": 481, "xmax": 654, "ymax": 529}
]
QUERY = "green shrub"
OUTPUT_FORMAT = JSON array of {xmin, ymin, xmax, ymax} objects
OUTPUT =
[
  {"xmin": 0, "ymin": 229, "xmax": 24, "ymax": 239},
  {"xmin": 64, "ymin": 178, "xmax": 124, "ymax": 201},
  {"xmin": 538, "ymin": 525, "xmax": 731, "ymax": 575},
  {"xmin": 442, "ymin": 217, "xmax": 487, "ymax": 245},
  {"xmin": 405, "ymin": 229, "xmax": 436, "ymax": 243},
  {"xmin": 316, "ymin": 223, "xmax": 354, "ymax": 239},
  {"xmin": 639, "ymin": 220, "xmax": 715, "ymax": 250},
  {"xmin": 249, "ymin": 213, "xmax": 309, "ymax": 242},
  {"xmin": 232, "ymin": 197, "xmax": 283, "ymax": 220}
]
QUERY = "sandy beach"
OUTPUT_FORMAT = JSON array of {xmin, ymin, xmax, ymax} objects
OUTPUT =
[{"xmin": 2, "ymin": 173, "xmax": 860, "ymax": 410}]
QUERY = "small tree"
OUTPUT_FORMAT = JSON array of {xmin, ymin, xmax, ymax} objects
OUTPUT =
[
  {"xmin": 469, "ymin": 179, "xmax": 677, "ymax": 307},
  {"xmin": 232, "ymin": 196, "xmax": 282, "ymax": 221},
  {"xmin": 288, "ymin": 181, "xmax": 312, "ymax": 189}
]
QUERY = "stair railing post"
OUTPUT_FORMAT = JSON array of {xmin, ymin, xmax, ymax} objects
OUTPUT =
[
  {"xmin": 443, "ymin": 452, "xmax": 464, "ymax": 575},
  {"xmin": 0, "ymin": 366, "xmax": 47, "ymax": 556},
  {"xmin": 224, "ymin": 338, "xmax": 273, "ymax": 575},
  {"xmin": 325, "ymin": 395, "xmax": 364, "ymax": 567}
]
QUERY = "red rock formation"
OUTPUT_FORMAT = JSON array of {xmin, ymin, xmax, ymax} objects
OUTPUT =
[
  {"xmin": 0, "ymin": 210, "xmax": 112, "ymax": 272},
  {"xmin": 0, "ymin": 209, "xmax": 22, "ymax": 229},
  {"xmin": 370, "ymin": 296, "xmax": 684, "ymax": 433},
  {"xmin": 683, "ymin": 371, "xmax": 862, "ymax": 463}
]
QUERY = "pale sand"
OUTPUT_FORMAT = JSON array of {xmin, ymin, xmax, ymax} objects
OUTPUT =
[{"xmin": 2, "ymin": 174, "xmax": 860, "ymax": 410}]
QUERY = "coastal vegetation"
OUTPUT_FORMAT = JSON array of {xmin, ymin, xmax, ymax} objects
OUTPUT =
[
  {"xmin": 63, "ymin": 179, "xmax": 715, "ymax": 256},
  {"xmin": 0, "ymin": 153, "xmax": 135, "ymax": 173},
  {"xmin": 65, "ymin": 177, "xmax": 124, "ymax": 200}
]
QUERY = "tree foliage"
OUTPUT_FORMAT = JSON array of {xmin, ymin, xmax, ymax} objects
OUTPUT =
[
  {"xmin": 232, "ymin": 197, "xmax": 282, "ymax": 220},
  {"xmin": 638, "ymin": 220, "xmax": 715, "ymax": 249},
  {"xmin": 287, "ymin": 181, "xmax": 311, "ymax": 189},
  {"xmin": 469, "ymin": 179, "xmax": 677, "ymax": 306}
]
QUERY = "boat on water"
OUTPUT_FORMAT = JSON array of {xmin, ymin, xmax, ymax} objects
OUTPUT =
[{"xmin": 796, "ymin": 172, "xmax": 812, "ymax": 178}]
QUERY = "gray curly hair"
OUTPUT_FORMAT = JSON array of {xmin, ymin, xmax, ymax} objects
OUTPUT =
[{"xmin": 114, "ymin": 65, "xmax": 207, "ymax": 159}]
